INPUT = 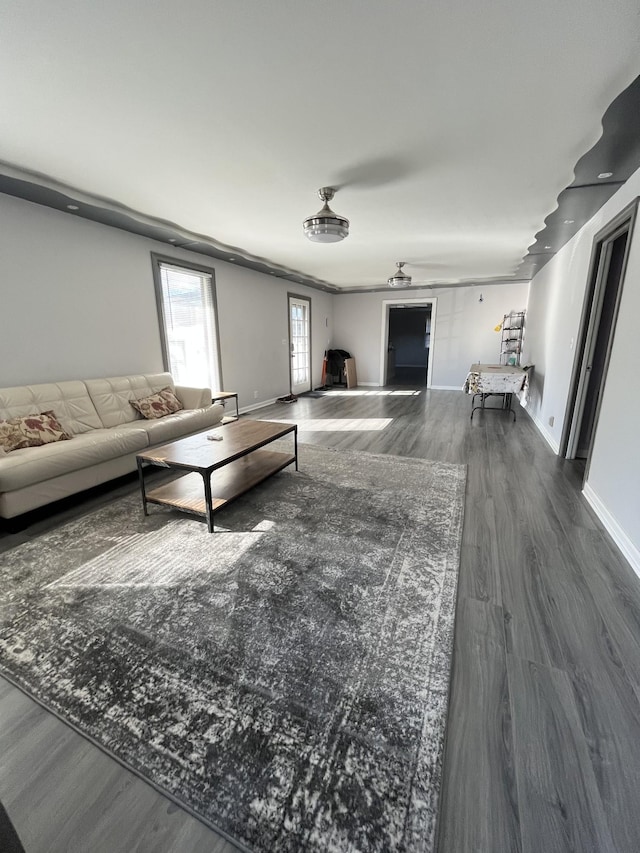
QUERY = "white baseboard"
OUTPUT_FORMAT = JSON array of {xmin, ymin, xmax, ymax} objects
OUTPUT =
[
  {"xmin": 357, "ymin": 382, "xmax": 381, "ymax": 387},
  {"xmin": 530, "ymin": 412, "xmax": 560, "ymax": 455},
  {"xmin": 582, "ymin": 483, "xmax": 640, "ymax": 578},
  {"xmin": 238, "ymin": 397, "xmax": 279, "ymax": 415},
  {"xmin": 431, "ymin": 385, "xmax": 463, "ymax": 391}
]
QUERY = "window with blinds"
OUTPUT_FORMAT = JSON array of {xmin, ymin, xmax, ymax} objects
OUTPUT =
[{"xmin": 152, "ymin": 256, "xmax": 221, "ymax": 392}]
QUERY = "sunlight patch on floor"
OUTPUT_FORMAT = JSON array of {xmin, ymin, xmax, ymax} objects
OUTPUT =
[
  {"xmin": 319, "ymin": 389, "xmax": 421, "ymax": 396},
  {"xmin": 45, "ymin": 520, "xmax": 270, "ymax": 588},
  {"xmin": 268, "ymin": 418, "xmax": 393, "ymax": 431}
]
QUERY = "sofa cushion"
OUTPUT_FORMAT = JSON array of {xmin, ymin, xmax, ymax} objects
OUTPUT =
[
  {"xmin": 174, "ymin": 384, "xmax": 213, "ymax": 410},
  {"xmin": 0, "ymin": 410, "xmax": 72, "ymax": 452},
  {"xmin": 130, "ymin": 387, "xmax": 184, "ymax": 419},
  {"xmin": 84, "ymin": 374, "xmax": 176, "ymax": 429},
  {"xmin": 0, "ymin": 381, "xmax": 103, "ymax": 435},
  {"xmin": 139, "ymin": 404, "xmax": 225, "ymax": 444},
  {"xmin": 0, "ymin": 428, "xmax": 149, "ymax": 492}
]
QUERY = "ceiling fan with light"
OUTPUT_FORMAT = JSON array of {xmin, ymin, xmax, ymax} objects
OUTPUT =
[
  {"xmin": 303, "ymin": 187, "xmax": 350, "ymax": 243},
  {"xmin": 381, "ymin": 261, "xmax": 506, "ymax": 292},
  {"xmin": 387, "ymin": 261, "xmax": 412, "ymax": 288}
]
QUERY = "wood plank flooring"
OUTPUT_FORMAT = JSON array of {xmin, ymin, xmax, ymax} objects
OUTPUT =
[{"xmin": 2, "ymin": 388, "xmax": 640, "ymax": 852}]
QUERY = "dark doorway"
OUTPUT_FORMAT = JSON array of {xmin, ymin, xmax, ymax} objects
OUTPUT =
[
  {"xmin": 561, "ymin": 200, "xmax": 637, "ymax": 470},
  {"xmin": 387, "ymin": 306, "xmax": 431, "ymax": 385},
  {"xmin": 575, "ymin": 230, "xmax": 627, "ymax": 457}
]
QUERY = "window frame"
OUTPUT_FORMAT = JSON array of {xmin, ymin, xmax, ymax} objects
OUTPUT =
[{"xmin": 150, "ymin": 252, "xmax": 223, "ymax": 391}]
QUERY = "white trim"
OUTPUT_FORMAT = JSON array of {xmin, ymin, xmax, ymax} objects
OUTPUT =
[
  {"xmin": 529, "ymin": 412, "xmax": 561, "ymax": 454},
  {"xmin": 379, "ymin": 297, "xmax": 437, "ymax": 388},
  {"xmin": 431, "ymin": 385, "xmax": 462, "ymax": 391},
  {"xmin": 583, "ymin": 483, "xmax": 640, "ymax": 578},
  {"xmin": 239, "ymin": 397, "xmax": 279, "ymax": 414},
  {"xmin": 358, "ymin": 381, "xmax": 381, "ymax": 387}
]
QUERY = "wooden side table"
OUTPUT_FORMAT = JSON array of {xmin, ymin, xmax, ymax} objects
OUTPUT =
[{"xmin": 212, "ymin": 391, "xmax": 239, "ymax": 421}]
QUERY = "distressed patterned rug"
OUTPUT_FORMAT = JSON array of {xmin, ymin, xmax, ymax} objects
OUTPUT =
[{"xmin": 0, "ymin": 444, "xmax": 466, "ymax": 853}]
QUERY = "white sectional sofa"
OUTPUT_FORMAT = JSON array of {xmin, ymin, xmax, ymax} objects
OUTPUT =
[{"xmin": 0, "ymin": 373, "xmax": 224, "ymax": 519}]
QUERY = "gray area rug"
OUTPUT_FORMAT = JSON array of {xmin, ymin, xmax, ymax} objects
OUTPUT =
[{"xmin": 0, "ymin": 444, "xmax": 466, "ymax": 852}]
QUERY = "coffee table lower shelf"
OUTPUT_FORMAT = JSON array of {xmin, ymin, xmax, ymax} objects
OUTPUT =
[{"xmin": 145, "ymin": 449, "xmax": 295, "ymax": 524}]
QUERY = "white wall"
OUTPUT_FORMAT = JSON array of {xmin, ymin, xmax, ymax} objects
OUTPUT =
[
  {"xmin": 526, "ymin": 166, "xmax": 640, "ymax": 571},
  {"xmin": 3, "ymin": 185, "xmax": 638, "ymax": 569},
  {"xmin": 215, "ymin": 266, "xmax": 333, "ymax": 404},
  {"xmin": 0, "ymin": 193, "xmax": 334, "ymax": 407},
  {"xmin": 0, "ymin": 195, "xmax": 164, "ymax": 382},
  {"xmin": 333, "ymin": 282, "xmax": 530, "ymax": 388}
]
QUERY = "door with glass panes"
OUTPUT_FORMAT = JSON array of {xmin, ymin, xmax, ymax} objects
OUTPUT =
[{"xmin": 288, "ymin": 295, "xmax": 311, "ymax": 395}]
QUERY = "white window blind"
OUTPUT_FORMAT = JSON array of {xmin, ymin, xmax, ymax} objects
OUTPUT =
[{"xmin": 157, "ymin": 262, "xmax": 220, "ymax": 391}]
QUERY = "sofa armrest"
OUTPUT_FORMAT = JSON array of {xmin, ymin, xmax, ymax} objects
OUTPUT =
[{"xmin": 174, "ymin": 385, "xmax": 212, "ymax": 410}]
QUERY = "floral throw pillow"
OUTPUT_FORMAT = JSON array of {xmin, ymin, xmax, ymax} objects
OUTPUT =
[
  {"xmin": 130, "ymin": 386, "xmax": 184, "ymax": 420},
  {"xmin": 0, "ymin": 410, "xmax": 72, "ymax": 453}
]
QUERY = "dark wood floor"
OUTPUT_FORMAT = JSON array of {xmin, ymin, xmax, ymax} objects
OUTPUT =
[{"xmin": 2, "ymin": 388, "xmax": 640, "ymax": 852}]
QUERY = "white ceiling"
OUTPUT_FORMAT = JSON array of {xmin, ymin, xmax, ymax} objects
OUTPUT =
[{"xmin": 1, "ymin": 1, "xmax": 639, "ymax": 290}]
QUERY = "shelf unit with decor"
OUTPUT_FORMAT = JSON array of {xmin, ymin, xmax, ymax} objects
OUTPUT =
[{"xmin": 500, "ymin": 311, "xmax": 525, "ymax": 365}]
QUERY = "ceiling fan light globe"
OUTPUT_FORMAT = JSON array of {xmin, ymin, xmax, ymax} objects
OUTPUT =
[
  {"xmin": 307, "ymin": 233, "xmax": 345, "ymax": 243},
  {"xmin": 387, "ymin": 276, "xmax": 412, "ymax": 287},
  {"xmin": 303, "ymin": 212, "xmax": 349, "ymax": 243}
]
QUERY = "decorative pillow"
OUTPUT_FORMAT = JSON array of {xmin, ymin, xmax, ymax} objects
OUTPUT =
[
  {"xmin": 130, "ymin": 386, "xmax": 184, "ymax": 420},
  {"xmin": 0, "ymin": 410, "xmax": 72, "ymax": 453}
]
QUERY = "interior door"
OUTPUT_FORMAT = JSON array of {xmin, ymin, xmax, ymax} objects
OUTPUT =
[
  {"xmin": 380, "ymin": 298, "xmax": 436, "ymax": 388},
  {"xmin": 575, "ymin": 231, "xmax": 627, "ymax": 458},
  {"xmin": 288, "ymin": 295, "xmax": 311, "ymax": 395},
  {"xmin": 387, "ymin": 306, "xmax": 431, "ymax": 386},
  {"xmin": 563, "ymin": 207, "xmax": 635, "ymax": 464}
]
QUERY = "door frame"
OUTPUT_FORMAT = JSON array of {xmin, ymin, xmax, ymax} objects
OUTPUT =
[
  {"xmin": 560, "ymin": 198, "xmax": 638, "ymax": 463},
  {"xmin": 287, "ymin": 293, "xmax": 312, "ymax": 395},
  {"xmin": 379, "ymin": 297, "xmax": 437, "ymax": 387}
]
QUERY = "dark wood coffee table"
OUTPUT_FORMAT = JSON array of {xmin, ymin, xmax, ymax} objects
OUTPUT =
[{"xmin": 136, "ymin": 420, "xmax": 297, "ymax": 532}]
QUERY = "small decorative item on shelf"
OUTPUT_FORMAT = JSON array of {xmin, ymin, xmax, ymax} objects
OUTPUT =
[{"xmin": 499, "ymin": 310, "xmax": 526, "ymax": 365}]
